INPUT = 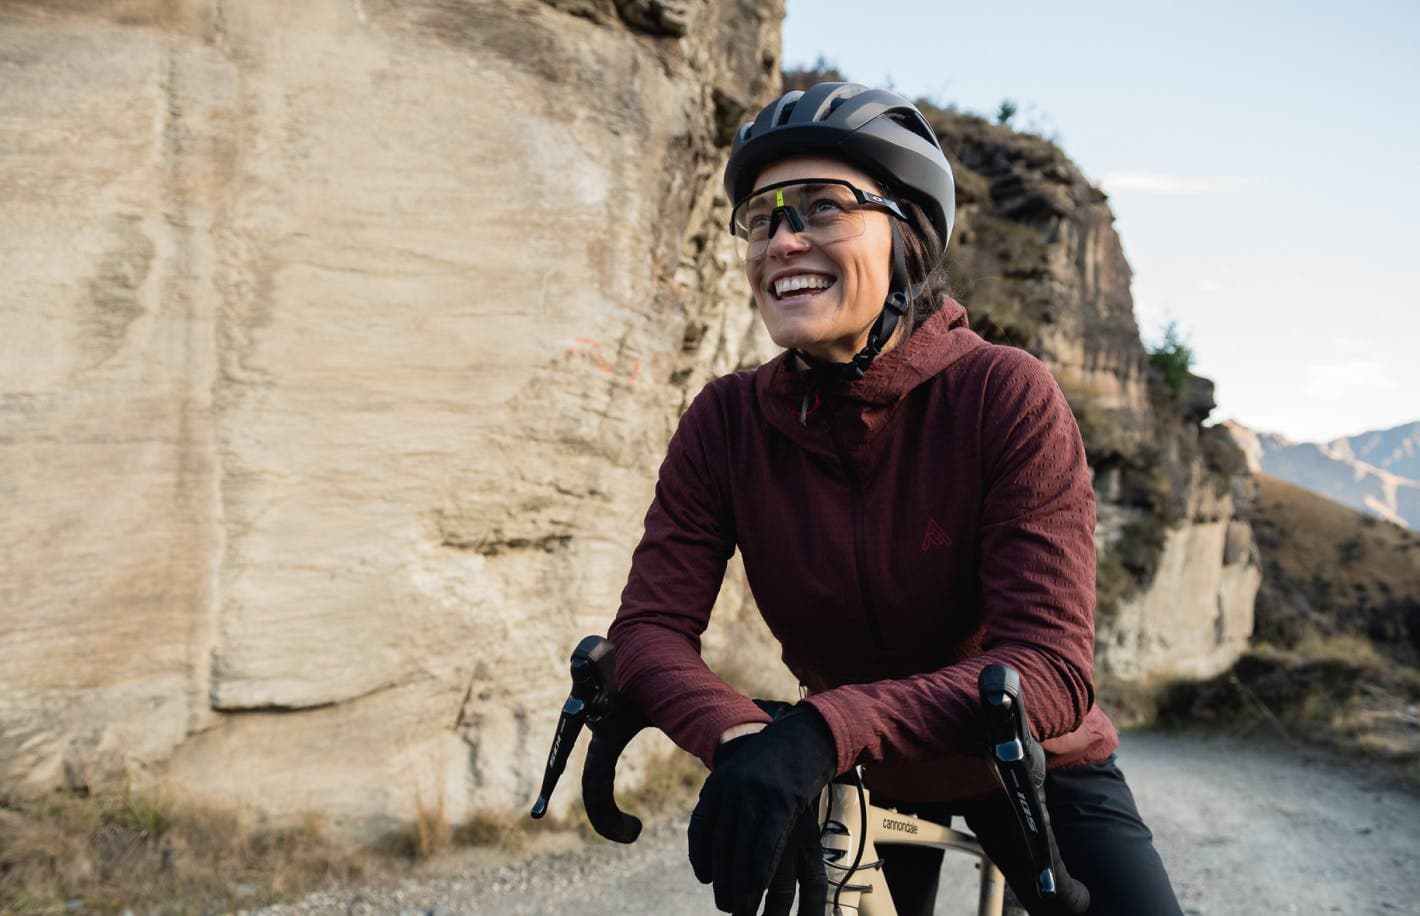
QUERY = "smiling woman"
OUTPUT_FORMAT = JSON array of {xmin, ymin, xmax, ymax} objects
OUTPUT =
[{"xmin": 607, "ymin": 82, "xmax": 1183, "ymax": 916}]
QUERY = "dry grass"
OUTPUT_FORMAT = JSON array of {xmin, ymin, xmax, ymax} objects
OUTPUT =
[
  {"xmin": 1289, "ymin": 632, "xmax": 1390, "ymax": 667},
  {"xmin": 2, "ymin": 769, "xmax": 695, "ymax": 914},
  {"xmin": 0, "ymin": 788, "xmax": 368, "ymax": 914},
  {"xmin": 413, "ymin": 787, "xmax": 452, "ymax": 859},
  {"xmin": 1155, "ymin": 642, "xmax": 1420, "ymax": 787},
  {"xmin": 1096, "ymin": 675, "xmax": 1169, "ymax": 729},
  {"xmin": 451, "ymin": 809, "xmax": 542, "ymax": 852},
  {"xmin": 1250, "ymin": 474, "xmax": 1420, "ymax": 667}
]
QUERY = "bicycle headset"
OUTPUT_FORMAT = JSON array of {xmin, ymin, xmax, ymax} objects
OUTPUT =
[{"xmin": 723, "ymin": 82, "xmax": 956, "ymax": 381}]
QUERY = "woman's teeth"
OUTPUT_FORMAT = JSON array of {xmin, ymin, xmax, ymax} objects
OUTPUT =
[{"xmin": 774, "ymin": 275, "xmax": 834, "ymax": 299}]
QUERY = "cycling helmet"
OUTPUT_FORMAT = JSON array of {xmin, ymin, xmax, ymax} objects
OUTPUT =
[
  {"xmin": 723, "ymin": 83, "xmax": 955, "ymax": 390},
  {"xmin": 724, "ymin": 82, "xmax": 954, "ymax": 259}
]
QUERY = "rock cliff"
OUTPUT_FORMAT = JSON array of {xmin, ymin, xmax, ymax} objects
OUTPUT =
[
  {"xmin": 0, "ymin": 0, "xmax": 788, "ymax": 831},
  {"xmin": 1, "ymin": 2, "xmax": 1254, "ymax": 832}
]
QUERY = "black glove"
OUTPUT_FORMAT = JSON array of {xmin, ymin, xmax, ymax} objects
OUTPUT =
[
  {"xmin": 758, "ymin": 803, "xmax": 828, "ymax": 916},
  {"xmin": 749, "ymin": 698, "xmax": 827, "ymax": 915},
  {"xmin": 688, "ymin": 704, "xmax": 838, "ymax": 915}
]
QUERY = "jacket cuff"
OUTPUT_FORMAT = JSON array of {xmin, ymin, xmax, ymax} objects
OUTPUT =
[{"xmin": 800, "ymin": 694, "xmax": 855, "ymax": 777}]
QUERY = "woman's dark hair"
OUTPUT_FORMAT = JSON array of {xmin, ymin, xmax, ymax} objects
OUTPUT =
[{"xmin": 889, "ymin": 190, "xmax": 953, "ymax": 330}]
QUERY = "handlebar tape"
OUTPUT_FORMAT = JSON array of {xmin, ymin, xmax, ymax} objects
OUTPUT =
[{"xmin": 582, "ymin": 699, "xmax": 651, "ymax": 844}]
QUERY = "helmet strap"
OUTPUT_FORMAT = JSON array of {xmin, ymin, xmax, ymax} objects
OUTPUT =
[{"xmin": 849, "ymin": 220, "xmax": 914, "ymax": 376}]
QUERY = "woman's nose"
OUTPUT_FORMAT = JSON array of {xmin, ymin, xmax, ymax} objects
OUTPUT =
[{"xmin": 765, "ymin": 213, "xmax": 811, "ymax": 258}]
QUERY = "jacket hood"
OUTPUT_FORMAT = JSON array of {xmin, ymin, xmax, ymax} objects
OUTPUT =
[{"xmin": 755, "ymin": 297, "xmax": 988, "ymax": 455}]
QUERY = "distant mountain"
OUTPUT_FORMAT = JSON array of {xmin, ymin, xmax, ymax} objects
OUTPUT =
[
  {"xmin": 1224, "ymin": 421, "xmax": 1420, "ymax": 529},
  {"xmin": 1337, "ymin": 423, "xmax": 1420, "ymax": 481}
]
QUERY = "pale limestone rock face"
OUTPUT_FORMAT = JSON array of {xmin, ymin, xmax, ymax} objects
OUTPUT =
[
  {"xmin": 1096, "ymin": 517, "xmax": 1261, "ymax": 679},
  {"xmin": 1095, "ymin": 460, "xmax": 1263, "ymax": 679},
  {"xmin": 1036, "ymin": 195, "xmax": 1153, "ymax": 429},
  {"xmin": 0, "ymin": 6, "xmax": 227, "ymax": 796},
  {"xmin": 0, "ymin": 0, "xmax": 787, "ymax": 828}
]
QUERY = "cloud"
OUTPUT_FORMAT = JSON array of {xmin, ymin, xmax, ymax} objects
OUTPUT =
[
  {"xmin": 1100, "ymin": 171, "xmax": 1260, "ymax": 194},
  {"xmin": 1303, "ymin": 359, "xmax": 1400, "ymax": 399}
]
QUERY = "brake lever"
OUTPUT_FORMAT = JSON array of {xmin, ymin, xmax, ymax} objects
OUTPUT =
[
  {"xmin": 530, "ymin": 635, "xmax": 618, "ymax": 819},
  {"xmin": 979, "ymin": 664, "xmax": 1090, "ymax": 913}
]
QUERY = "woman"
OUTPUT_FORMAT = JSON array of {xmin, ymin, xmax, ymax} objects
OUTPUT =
[{"xmin": 608, "ymin": 82, "xmax": 1181, "ymax": 916}]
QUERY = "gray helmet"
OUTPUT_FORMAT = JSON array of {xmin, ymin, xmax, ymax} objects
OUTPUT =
[{"xmin": 723, "ymin": 82, "xmax": 955, "ymax": 255}]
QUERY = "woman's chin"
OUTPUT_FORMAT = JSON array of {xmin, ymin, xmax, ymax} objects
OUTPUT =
[
  {"xmin": 762, "ymin": 313, "xmax": 861, "ymax": 360},
  {"xmin": 768, "ymin": 331, "xmax": 856, "ymax": 364},
  {"xmin": 763, "ymin": 307, "xmax": 832, "ymax": 350},
  {"xmin": 765, "ymin": 324, "xmax": 824, "ymax": 354}
]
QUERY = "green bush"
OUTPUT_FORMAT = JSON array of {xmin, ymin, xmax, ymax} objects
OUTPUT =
[{"xmin": 1147, "ymin": 321, "xmax": 1194, "ymax": 399}]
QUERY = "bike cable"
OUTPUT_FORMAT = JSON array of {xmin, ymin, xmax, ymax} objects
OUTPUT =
[{"xmin": 829, "ymin": 770, "xmax": 870, "ymax": 915}]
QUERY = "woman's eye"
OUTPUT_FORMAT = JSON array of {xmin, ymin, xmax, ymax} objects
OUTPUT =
[{"xmin": 808, "ymin": 198, "xmax": 844, "ymax": 215}]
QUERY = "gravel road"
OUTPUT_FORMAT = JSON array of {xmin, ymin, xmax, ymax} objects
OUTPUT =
[{"xmin": 253, "ymin": 731, "xmax": 1419, "ymax": 915}]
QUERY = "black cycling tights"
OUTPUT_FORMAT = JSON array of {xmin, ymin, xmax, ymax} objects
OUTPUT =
[{"xmin": 877, "ymin": 756, "xmax": 1183, "ymax": 916}]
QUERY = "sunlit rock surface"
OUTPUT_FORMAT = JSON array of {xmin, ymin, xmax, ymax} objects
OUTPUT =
[{"xmin": 0, "ymin": 0, "xmax": 787, "ymax": 829}]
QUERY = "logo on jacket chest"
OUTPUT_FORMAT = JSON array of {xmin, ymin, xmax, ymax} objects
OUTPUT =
[{"xmin": 921, "ymin": 518, "xmax": 953, "ymax": 552}]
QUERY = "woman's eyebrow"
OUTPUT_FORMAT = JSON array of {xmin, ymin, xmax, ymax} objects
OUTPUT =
[{"xmin": 744, "ymin": 194, "xmax": 780, "ymax": 213}]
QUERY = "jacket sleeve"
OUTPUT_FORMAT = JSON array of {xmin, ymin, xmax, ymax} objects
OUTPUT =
[
  {"xmin": 803, "ymin": 350, "xmax": 1098, "ymax": 776},
  {"xmin": 607, "ymin": 382, "xmax": 773, "ymax": 768}
]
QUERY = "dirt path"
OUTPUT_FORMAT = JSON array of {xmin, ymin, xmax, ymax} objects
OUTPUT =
[
  {"xmin": 254, "ymin": 730, "xmax": 1419, "ymax": 915},
  {"xmin": 1116, "ymin": 731, "xmax": 1415, "ymax": 915}
]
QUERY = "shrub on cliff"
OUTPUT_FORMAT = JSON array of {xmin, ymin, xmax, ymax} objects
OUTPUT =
[{"xmin": 1147, "ymin": 321, "xmax": 1194, "ymax": 401}]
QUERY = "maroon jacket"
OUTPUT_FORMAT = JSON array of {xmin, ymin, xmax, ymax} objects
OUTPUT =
[{"xmin": 609, "ymin": 300, "xmax": 1118, "ymax": 801}]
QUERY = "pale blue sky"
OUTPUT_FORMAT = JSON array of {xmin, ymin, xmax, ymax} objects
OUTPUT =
[{"xmin": 783, "ymin": 0, "xmax": 1418, "ymax": 443}]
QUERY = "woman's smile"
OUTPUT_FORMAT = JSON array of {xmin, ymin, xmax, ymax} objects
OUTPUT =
[{"xmin": 768, "ymin": 271, "xmax": 837, "ymax": 303}]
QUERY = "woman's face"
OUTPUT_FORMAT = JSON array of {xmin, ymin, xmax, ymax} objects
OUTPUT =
[{"xmin": 744, "ymin": 156, "xmax": 895, "ymax": 364}]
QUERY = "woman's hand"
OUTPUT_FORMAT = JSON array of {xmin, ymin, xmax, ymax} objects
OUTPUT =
[{"xmin": 689, "ymin": 704, "xmax": 837, "ymax": 915}]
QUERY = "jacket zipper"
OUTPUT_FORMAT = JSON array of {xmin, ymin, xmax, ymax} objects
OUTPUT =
[
  {"xmin": 847, "ymin": 470, "xmax": 887, "ymax": 649},
  {"xmin": 828, "ymin": 415, "xmax": 887, "ymax": 649}
]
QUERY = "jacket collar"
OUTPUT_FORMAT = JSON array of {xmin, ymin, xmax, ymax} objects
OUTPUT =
[{"xmin": 755, "ymin": 298, "xmax": 986, "ymax": 456}]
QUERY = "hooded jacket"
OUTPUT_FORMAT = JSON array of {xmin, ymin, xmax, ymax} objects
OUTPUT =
[{"xmin": 608, "ymin": 299, "xmax": 1118, "ymax": 801}]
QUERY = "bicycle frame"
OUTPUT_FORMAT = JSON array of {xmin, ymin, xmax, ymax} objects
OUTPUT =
[{"xmin": 820, "ymin": 776, "xmax": 1006, "ymax": 916}]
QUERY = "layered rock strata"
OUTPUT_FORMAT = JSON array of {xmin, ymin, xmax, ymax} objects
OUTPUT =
[{"xmin": 0, "ymin": 0, "xmax": 788, "ymax": 829}]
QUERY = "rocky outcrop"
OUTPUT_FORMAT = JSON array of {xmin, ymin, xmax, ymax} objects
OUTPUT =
[
  {"xmin": 1094, "ymin": 447, "xmax": 1262, "ymax": 679},
  {"xmin": 0, "ymin": 0, "xmax": 788, "ymax": 830}
]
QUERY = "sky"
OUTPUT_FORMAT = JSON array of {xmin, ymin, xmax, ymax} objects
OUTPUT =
[{"xmin": 782, "ymin": 0, "xmax": 1418, "ymax": 443}]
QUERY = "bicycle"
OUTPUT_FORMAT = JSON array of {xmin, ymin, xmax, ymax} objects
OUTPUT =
[{"xmin": 532, "ymin": 635, "xmax": 1090, "ymax": 916}]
